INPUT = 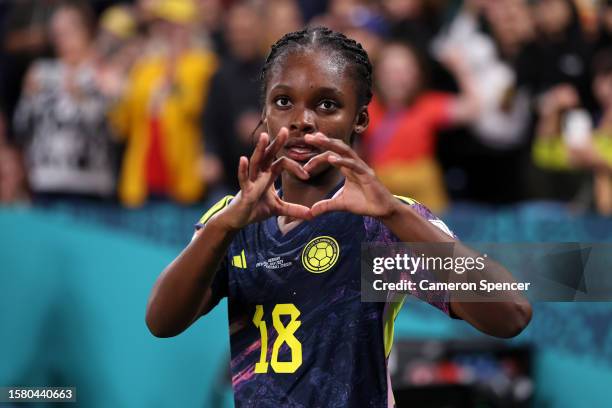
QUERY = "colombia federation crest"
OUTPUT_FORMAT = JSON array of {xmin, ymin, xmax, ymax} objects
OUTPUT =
[{"xmin": 301, "ymin": 236, "xmax": 340, "ymax": 273}]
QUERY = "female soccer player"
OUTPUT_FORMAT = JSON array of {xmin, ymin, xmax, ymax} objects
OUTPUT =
[{"xmin": 146, "ymin": 27, "xmax": 532, "ymax": 407}]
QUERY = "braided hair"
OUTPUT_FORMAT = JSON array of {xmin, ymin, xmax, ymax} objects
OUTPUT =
[{"xmin": 261, "ymin": 26, "xmax": 373, "ymax": 108}]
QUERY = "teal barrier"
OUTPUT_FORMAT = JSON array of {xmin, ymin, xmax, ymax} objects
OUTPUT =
[
  {"xmin": 2, "ymin": 205, "xmax": 612, "ymax": 407},
  {"xmin": 0, "ymin": 209, "xmax": 230, "ymax": 408}
]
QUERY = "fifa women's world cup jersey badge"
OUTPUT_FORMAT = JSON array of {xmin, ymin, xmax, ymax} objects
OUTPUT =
[{"xmin": 301, "ymin": 236, "xmax": 340, "ymax": 273}]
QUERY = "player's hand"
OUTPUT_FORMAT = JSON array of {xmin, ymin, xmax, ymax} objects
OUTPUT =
[
  {"xmin": 221, "ymin": 128, "xmax": 312, "ymax": 230},
  {"xmin": 303, "ymin": 132, "xmax": 399, "ymax": 219}
]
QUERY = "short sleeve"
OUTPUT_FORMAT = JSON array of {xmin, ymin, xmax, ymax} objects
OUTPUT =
[
  {"xmin": 192, "ymin": 195, "xmax": 235, "ymax": 310},
  {"xmin": 364, "ymin": 195, "xmax": 456, "ymax": 316}
]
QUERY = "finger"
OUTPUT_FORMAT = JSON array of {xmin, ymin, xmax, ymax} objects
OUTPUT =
[
  {"xmin": 304, "ymin": 132, "xmax": 359, "ymax": 159},
  {"xmin": 302, "ymin": 151, "xmax": 334, "ymax": 174},
  {"xmin": 327, "ymin": 154, "xmax": 368, "ymax": 175},
  {"xmin": 270, "ymin": 156, "xmax": 310, "ymax": 181},
  {"xmin": 237, "ymin": 156, "xmax": 249, "ymax": 188},
  {"xmin": 262, "ymin": 127, "xmax": 289, "ymax": 169},
  {"xmin": 249, "ymin": 132, "xmax": 269, "ymax": 181},
  {"xmin": 311, "ymin": 198, "xmax": 343, "ymax": 217},
  {"xmin": 275, "ymin": 199, "xmax": 313, "ymax": 221}
]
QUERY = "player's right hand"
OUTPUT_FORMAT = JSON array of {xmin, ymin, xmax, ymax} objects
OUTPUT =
[{"xmin": 219, "ymin": 127, "xmax": 312, "ymax": 230}]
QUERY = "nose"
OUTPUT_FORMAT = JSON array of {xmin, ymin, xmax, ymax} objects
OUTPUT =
[{"xmin": 289, "ymin": 106, "xmax": 316, "ymax": 134}]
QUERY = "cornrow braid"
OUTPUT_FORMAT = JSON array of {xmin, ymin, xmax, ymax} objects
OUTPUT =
[{"xmin": 260, "ymin": 26, "xmax": 373, "ymax": 108}]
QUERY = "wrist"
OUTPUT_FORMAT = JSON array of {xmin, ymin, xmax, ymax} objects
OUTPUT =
[
  {"xmin": 211, "ymin": 207, "xmax": 245, "ymax": 233},
  {"xmin": 377, "ymin": 197, "xmax": 403, "ymax": 223}
]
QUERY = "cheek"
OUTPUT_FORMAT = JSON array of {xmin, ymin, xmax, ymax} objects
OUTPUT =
[
  {"xmin": 263, "ymin": 107, "xmax": 283, "ymax": 136},
  {"xmin": 317, "ymin": 113, "xmax": 356, "ymax": 143}
]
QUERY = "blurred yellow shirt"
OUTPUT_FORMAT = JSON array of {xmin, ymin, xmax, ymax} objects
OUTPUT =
[
  {"xmin": 110, "ymin": 49, "xmax": 217, "ymax": 207},
  {"xmin": 533, "ymin": 130, "xmax": 612, "ymax": 171}
]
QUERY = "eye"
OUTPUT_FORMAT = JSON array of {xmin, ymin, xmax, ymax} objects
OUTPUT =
[
  {"xmin": 318, "ymin": 100, "xmax": 338, "ymax": 112},
  {"xmin": 274, "ymin": 96, "xmax": 292, "ymax": 108}
]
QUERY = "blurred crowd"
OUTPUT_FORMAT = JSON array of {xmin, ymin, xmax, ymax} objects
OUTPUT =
[{"xmin": 0, "ymin": 0, "xmax": 611, "ymax": 214}]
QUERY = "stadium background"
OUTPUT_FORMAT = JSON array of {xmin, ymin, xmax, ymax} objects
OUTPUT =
[{"xmin": 1, "ymin": 0, "xmax": 612, "ymax": 407}]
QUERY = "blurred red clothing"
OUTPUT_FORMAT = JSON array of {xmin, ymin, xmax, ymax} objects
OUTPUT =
[
  {"xmin": 364, "ymin": 92, "xmax": 452, "ymax": 167},
  {"xmin": 146, "ymin": 116, "xmax": 170, "ymax": 194}
]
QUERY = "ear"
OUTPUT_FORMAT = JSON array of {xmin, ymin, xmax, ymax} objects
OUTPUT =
[{"xmin": 353, "ymin": 106, "xmax": 369, "ymax": 135}]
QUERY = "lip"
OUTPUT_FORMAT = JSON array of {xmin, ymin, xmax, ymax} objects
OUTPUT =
[{"xmin": 284, "ymin": 138, "xmax": 320, "ymax": 162}]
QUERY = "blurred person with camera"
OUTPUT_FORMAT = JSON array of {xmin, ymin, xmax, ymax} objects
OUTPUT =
[{"xmin": 532, "ymin": 50, "xmax": 612, "ymax": 215}]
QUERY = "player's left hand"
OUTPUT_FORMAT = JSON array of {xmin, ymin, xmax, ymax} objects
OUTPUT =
[{"xmin": 302, "ymin": 132, "xmax": 399, "ymax": 219}]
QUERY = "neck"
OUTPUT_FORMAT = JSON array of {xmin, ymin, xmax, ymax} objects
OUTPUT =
[{"xmin": 281, "ymin": 168, "xmax": 344, "ymax": 209}]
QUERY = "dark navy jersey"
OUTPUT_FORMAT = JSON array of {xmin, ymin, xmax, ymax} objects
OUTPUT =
[{"xmin": 194, "ymin": 181, "xmax": 454, "ymax": 408}]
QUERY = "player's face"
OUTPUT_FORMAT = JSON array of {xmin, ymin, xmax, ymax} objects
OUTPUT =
[{"xmin": 264, "ymin": 48, "xmax": 365, "ymax": 164}]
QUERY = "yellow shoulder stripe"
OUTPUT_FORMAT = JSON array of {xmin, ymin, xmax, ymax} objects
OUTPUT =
[
  {"xmin": 393, "ymin": 195, "xmax": 418, "ymax": 205},
  {"xmin": 198, "ymin": 195, "xmax": 234, "ymax": 225},
  {"xmin": 383, "ymin": 295, "xmax": 407, "ymax": 358}
]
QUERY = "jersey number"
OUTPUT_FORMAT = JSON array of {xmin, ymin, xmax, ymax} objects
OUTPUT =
[{"xmin": 252, "ymin": 304, "xmax": 302, "ymax": 374}]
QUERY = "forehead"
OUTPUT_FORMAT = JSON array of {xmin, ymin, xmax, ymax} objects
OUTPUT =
[
  {"xmin": 267, "ymin": 48, "xmax": 356, "ymax": 96},
  {"xmin": 51, "ymin": 7, "xmax": 85, "ymax": 29},
  {"xmin": 379, "ymin": 45, "xmax": 416, "ymax": 66}
]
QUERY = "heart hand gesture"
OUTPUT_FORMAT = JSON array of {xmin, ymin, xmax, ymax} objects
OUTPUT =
[
  {"xmin": 222, "ymin": 128, "xmax": 313, "ymax": 230},
  {"xmin": 303, "ymin": 133, "xmax": 398, "ymax": 219}
]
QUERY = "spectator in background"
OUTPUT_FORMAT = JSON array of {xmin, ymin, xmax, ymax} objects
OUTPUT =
[
  {"xmin": 381, "ymin": 0, "xmax": 442, "ymax": 55},
  {"xmin": 434, "ymin": 0, "xmax": 535, "ymax": 150},
  {"xmin": 525, "ymin": 0, "xmax": 595, "ymax": 110},
  {"xmin": 202, "ymin": 1, "xmax": 265, "ymax": 191},
  {"xmin": 263, "ymin": 0, "xmax": 303, "ymax": 50},
  {"xmin": 362, "ymin": 42, "xmax": 480, "ymax": 213},
  {"xmin": 1, "ymin": 0, "xmax": 57, "ymax": 129},
  {"xmin": 94, "ymin": 4, "xmax": 142, "ymax": 95},
  {"xmin": 430, "ymin": 0, "xmax": 536, "ymax": 204},
  {"xmin": 110, "ymin": 0, "xmax": 217, "ymax": 208},
  {"xmin": 196, "ymin": 0, "xmax": 226, "ymax": 55},
  {"xmin": 533, "ymin": 50, "xmax": 612, "ymax": 215},
  {"xmin": 595, "ymin": 0, "xmax": 612, "ymax": 53},
  {"xmin": 13, "ymin": 2, "xmax": 116, "ymax": 202},
  {"xmin": 312, "ymin": 0, "xmax": 388, "ymax": 37}
]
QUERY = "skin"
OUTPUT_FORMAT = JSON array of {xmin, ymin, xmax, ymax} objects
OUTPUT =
[
  {"xmin": 23, "ymin": 6, "xmax": 93, "ymax": 98},
  {"xmin": 375, "ymin": 43, "xmax": 480, "ymax": 123},
  {"xmin": 533, "ymin": 0, "xmax": 571, "ymax": 38},
  {"xmin": 50, "ymin": 7, "xmax": 92, "ymax": 66},
  {"xmin": 145, "ymin": 48, "xmax": 532, "ymax": 339}
]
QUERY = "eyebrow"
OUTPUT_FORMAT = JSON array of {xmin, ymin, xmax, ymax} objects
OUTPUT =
[{"xmin": 269, "ymin": 84, "xmax": 345, "ymax": 98}]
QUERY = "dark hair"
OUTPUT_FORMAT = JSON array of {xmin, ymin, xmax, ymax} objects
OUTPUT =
[
  {"xmin": 248, "ymin": 27, "xmax": 372, "ymax": 144},
  {"xmin": 260, "ymin": 26, "xmax": 373, "ymax": 107}
]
